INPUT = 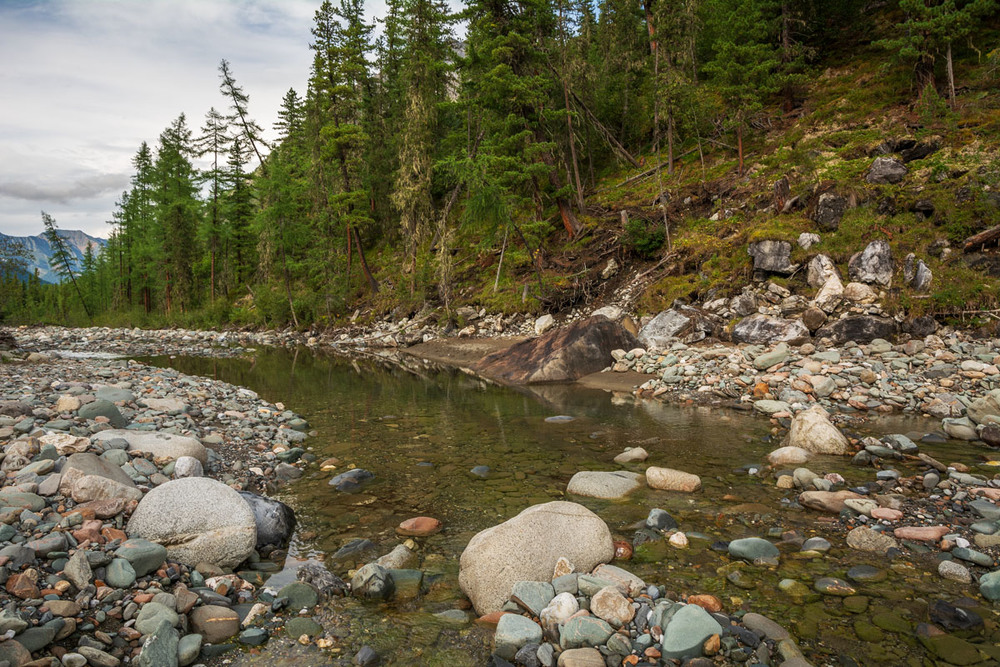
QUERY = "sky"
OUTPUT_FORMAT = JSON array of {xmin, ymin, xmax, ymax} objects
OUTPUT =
[{"xmin": 0, "ymin": 0, "xmax": 355, "ymax": 239}]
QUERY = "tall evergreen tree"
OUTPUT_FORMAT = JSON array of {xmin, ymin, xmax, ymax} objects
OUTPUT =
[
  {"xmin": 196, "ymin": 107, "xmax": 233, "ymax": 302},
  {"xmin": 703, "ymin": 0, "xmax": 780, "ymax": 175},
  {"xmin": 152, "ymin": 114, "xmax": 201, "ymax": 313},
  {"xmin": 392, "ymin": 0, "xmax": 455, "ymax": 292}
]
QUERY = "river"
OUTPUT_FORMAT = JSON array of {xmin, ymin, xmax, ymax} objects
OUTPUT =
[{"xmin": 148, "ymin": 346, "xmax": 994, "ymax": 666}]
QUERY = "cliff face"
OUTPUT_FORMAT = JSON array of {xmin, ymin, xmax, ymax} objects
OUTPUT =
[{"xmin": 0, "ymin": 230, "xmax": 106, "ymax": 284}]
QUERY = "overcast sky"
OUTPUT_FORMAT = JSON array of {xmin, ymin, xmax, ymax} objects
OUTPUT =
[{"xmin": 0, "ymin": 0, "xmax": 353, "ymax": 238}]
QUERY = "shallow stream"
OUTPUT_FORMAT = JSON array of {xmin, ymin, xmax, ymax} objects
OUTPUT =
[{"xmin": 149, "ymin": 347, "xmax": 996, "ymax": 666}]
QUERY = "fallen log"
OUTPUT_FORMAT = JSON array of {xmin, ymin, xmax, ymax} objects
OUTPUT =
[{"xmin": 963, "ymin": 224, "xmax": 1000, "ymax": 252}]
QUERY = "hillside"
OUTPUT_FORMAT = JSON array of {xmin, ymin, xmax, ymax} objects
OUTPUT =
[{"xmin": 4, "ymin": 2, "xmax": 999, "ymax": 335}]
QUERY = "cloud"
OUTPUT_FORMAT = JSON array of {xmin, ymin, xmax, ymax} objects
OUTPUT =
[{"xmin": 0, "ymin": 172, "xmax": 129, "ymax": 205}]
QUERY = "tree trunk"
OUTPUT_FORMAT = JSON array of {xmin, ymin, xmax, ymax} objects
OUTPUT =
[
  {"xmin": 781, "ymin": 2, "xmax": 794, "ymax": 113},
  {"xmin": 667, "ymin": 109, "xmax": 674, "ymax": 176},
  {"xmin": 737, "ymin": 123, "xmax": 744, "ymax": 176},
  {"xmin": 563, "ymin": 81, "xmax": 586, "ymax": 212},
  {"xmin": 277, "ymin": 223, "xmax": 299, "ymax": 328},
  {"xmin": 351, "ymin": 226, "xmax": 379, "ymax": 294},
  {"xmin": 946, "ymin": 42, "xmax": 956, "ymax": 109},
  {"xmin": 642, "ymin": 0, "xmax": 657, "ymax": 54}
]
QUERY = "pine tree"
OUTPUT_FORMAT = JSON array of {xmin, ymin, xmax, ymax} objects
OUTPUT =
[
  {"xmin": 0, "ymin": 237, "xmax": 31, "ymax": 322},
  {"xmin": 129, "ymin": 142, "xmax": 158, "ymax": 312}
]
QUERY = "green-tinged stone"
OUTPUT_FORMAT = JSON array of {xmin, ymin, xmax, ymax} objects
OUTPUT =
[
  {"xmin": 136, "ymin": 618, "xmax": 179, "ymax": 667},
  {"xmin": 814, "ymin": 577, "xmax": 856, "ymax": 597},
  {"xmin": 979, "ymin": 570, "xmax": 1000, "ymax": 601},
  {"xmin": 727, "ymin": 569, "xmax": 757, "ymax": 589},
  {"xmin": 178, "ymin": 633, "xmax": 202, "ymax": 667},
  {"xmin": 953, "ymin": 547, "xmax": 995, "ymax": 568},
  {"xmin": 116, "ymin": 539, "xmax": 167, "ymax": 577},
  {"xmin": 843, "ymin": 596, "xmax": 869, "ymax": 613},
  {"xmin": 276, "ymin": 581, "xmax": 319, "ymax": 610},
  {"xmin": 284, "ymin": 617, "xmax": 322, "ymax": 639},
  {"xmin": 495, "ymin": 614, "xmax": 542, "ymax": 659},
  {"xmin": 79, "ymin": 399, "xmax": 127, "ymax": 427},
  {"xmin": 559, "ymin": 615, "xmax": 613, "ymax": 649},
  {"xmin": 728, "ymin": 537, "xmax": 780, "ymax": 565},
  {"xmin": 199, "ymin": 643, "xmax": 236, "ymax": 658},
  {"xmin": 239, "ymin": 628, "xmax": 269, "ymax": 646},
  {"xmin": 871, "ymin": 612, "xmax": 911, "ymax": 634},
  {"xmin": 135, "ymin": 602, "xmax": 179, "ymax": 636},
  {"xmin": 576, "ymin": 575, "xmax": 616, "ymax": 597},
  {"xmin": 919, "ymin": 634, "xmax": 987, "ymax": 665},
  {"xmin": 777, "ymin": 579, "xmax": 815, "ymax": 603},
  {"xmin": 853, "ymin": 620, "xmax": 883, "ymax": 642},
  {"xmin": 432, "ymin": 609, "xmax": 470, "ymax": 626},
  {"xmin": 388, "ymin": 569, "xmax": 423, "ymax": 599},
  {"xmin": 660, "ymin": 603, "xmax": 724, "ymax": 661},
  {"xmin": 510, "ymin": 580, "xmax": 555, "ymax": 616},
  {"xmin": 847, "ymin": 565, "xmax": 886, "ymax": 583},
  {"xmin": 106, "ymin": 558, "xmax": 136, "ymax": 588},
  {"xmin": 237, "ymin": 571, "xmax": 266, "ymax": 587}
]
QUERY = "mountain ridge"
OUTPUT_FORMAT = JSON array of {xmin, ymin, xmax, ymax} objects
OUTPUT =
[{"xmin": 0, "ymin": 230, "xmax": 107, "ymax": 284}]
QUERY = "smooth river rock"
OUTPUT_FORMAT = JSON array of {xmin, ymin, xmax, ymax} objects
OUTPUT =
[
  {"xmin": 127, "ymin": 477, "xmax": 256, "ymax": 568},
  {"xmin": 93, "ymin": 429, "xmax": 208, "ymax": 463},
  {"xmin": 475, "ymin": 316, "xmax": 638, "ymax": 384},
  {"xmin": 645, "ymin": 467, "xmax": 701, "ymax": 492},
  {"xmin": 567, "ymin": 471, "xmax": 644, "ymax": 499},
  {"xmin": 458, "ymin": 501, "xmax": 614, "ymax": 615},
  {"xmin": 798, "ymin": 490, "xmax": 863, "ymax": 513},
  {"xmin": 785, "ymin": 406, "xmax": 850, "ymax": 455}
]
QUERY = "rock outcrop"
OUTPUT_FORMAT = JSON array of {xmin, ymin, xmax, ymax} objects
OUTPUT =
[{"xmin": 476, "ymin": 316, "xmax": 638, "ymax": 384}]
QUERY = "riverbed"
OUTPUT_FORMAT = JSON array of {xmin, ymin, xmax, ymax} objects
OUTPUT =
[{"xmin": 145, "ymin": 346, "xmax": 1000, "ymax": 666}]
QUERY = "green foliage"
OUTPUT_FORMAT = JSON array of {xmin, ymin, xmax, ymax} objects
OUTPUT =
[
  {"xmin": 7, "ymin": 0, "xmax": 1000, "ymax": 329},
  {"xmin": 622, "ymin": 217, "xmax": 665, "ymax": 258}
]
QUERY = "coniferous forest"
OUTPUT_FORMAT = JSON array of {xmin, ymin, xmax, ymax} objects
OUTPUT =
[{"xmin": 2, "ymin": 0, "xmax": 999, "ymax": 329}]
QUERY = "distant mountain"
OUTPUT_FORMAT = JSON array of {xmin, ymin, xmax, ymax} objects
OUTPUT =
[{"xmin": 0, "ymin": 230, "xmax": 107, "ymax": 284}]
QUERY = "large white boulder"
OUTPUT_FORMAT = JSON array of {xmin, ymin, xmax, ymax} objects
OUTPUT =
[
  {"xmin": 785, "ymin": 406, "xmax": 851, "ymax": 455},
  {"xmin": 458, "ymin": 502, "xmax": 614, "ymax": 615},
  {"xmin": 126, "ymin": 477, "xmax": 256, "ymax": 568},
  {"xmin": 93, "ymin": 430, "xmax": 208, "ymax": 463}
]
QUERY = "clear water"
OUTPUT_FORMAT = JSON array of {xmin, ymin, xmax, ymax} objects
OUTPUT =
[{"xmin": 149, "ymin": 347, "xmax": 996, "ymax": 666}]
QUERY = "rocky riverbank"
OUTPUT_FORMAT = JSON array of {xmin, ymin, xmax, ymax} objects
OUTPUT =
[
  {"xmin": 0, "ymin": 345, "xmax": 334, "ymax": 666},
  {"xmin": 5, "ymin": 323, "xmax": 1000, "ymax": 667}
]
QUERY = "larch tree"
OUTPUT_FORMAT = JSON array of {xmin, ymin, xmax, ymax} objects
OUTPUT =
[
  {"xmin": 703, "ymin": 0, "xmax": 779, "ymax": 175},
  {"xmin": 40, "ymin": 211, "xmax": 91, "ymax": 321},
  {"xmin": 196, "ymin": 107, "xmax": 233, "ymax": 302},
  {"xmin": 152, "ymin": 114, "xmax": 201, "ymax": 313},
  {"xmin": 392, "ymin": 0, "xmax": 454, "ymax": 293}
]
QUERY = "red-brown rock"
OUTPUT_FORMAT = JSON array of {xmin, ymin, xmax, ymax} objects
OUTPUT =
[
  {"xmin": 893, "ymin": 525, "xmax": 949, "ymax": 542},
  {"xmin": 396, "ymin": 517, "xmax": 442, "ymax": 537},
  {"xmin": 6, "ymin": 572, "xmax": 40, "ymax": 599},
  {"xmin": 687, "ymin": 594, "xmax": 723, "ymax": 613}
]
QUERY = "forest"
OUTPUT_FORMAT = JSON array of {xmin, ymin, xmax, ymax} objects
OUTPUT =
[{"xmin": 1, "ymin": 0, "xmax": 998, "ymax": 329}]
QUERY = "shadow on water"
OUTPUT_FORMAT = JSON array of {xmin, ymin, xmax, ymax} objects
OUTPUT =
[{"xmin": 146, "ymin": 347, "xmax": 994, "ymax": 666}]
